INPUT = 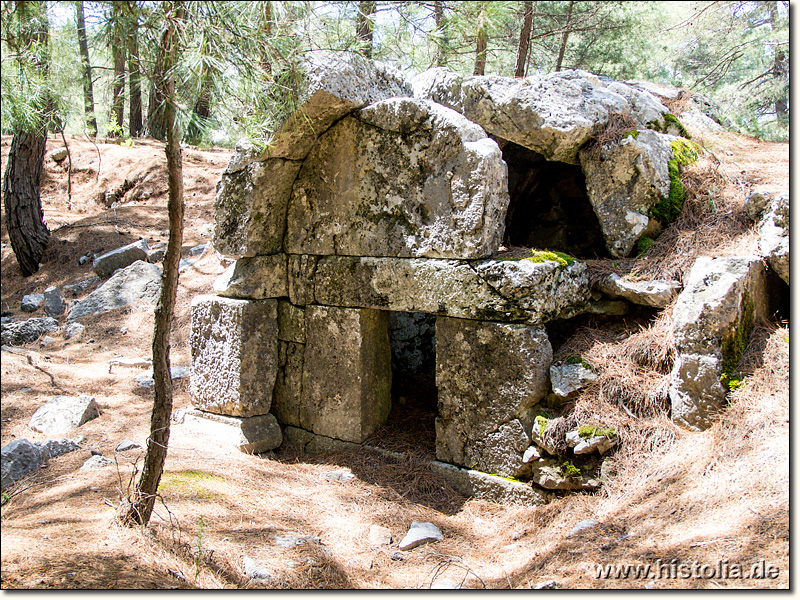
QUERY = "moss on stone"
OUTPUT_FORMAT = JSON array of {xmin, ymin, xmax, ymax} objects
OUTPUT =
[
  {"xmin": 566, "ymin": 355, "xmax": 592, "ymax": 370},
  {"xmin": 559, "ymin": 460, "xmax": 581, "ymax": 479},
  {"xmin": 578, "ymin": 425, "xmax": 615, "ymax": 439},
  {"xmin": 663, "ymin": 113, "xmax": 691, "ymax": 139},
  {"xmin": 647, "ymin": 113, "xmax": 691, "ymax": 139},
  {"xmin": 627, "ymin": 129, "xmax": 640, "ymax": 139},
  {"xmin": 535, "ymin": 414, "xmax": 549, "ymax": 437},
  {"xmin": 524, "ymin": 250, "xmax": 575, "ymax": 267},
  {"xmin": 649, "ymin": 159, "xmax": 685, "ymax": 224},
  {"xmin": 635, "ymin": 235, "xmax": 655, "ymax": 256},
  {"xmin": 649, "ymin": 140, "xmax": 700, "ymax": 226},
  {"xmin": 720, "ymin": 291, "xmax": 755, "ymax": 392}
]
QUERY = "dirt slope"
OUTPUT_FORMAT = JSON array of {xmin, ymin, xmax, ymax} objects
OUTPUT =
[{"xmin": 0, "ymin": 131, "xmax": 789, "ymax": 589}]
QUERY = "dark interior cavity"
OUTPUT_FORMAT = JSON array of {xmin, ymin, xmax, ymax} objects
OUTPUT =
[
  {"xmin": 376, "ymin": 312, "xmax": 438, "ymax": 455},
  {"xmin": 499, "ymin": 139, "xmax": 609, "ymax": 258},
  {"xmin": 764, "ymin": 268, "xmax": 790, "ymax": 322}
]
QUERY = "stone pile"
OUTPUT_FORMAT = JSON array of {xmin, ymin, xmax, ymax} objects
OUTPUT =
[{"xmin": 184, "ymin": 51, "xmax": 786, "ymax": 502}]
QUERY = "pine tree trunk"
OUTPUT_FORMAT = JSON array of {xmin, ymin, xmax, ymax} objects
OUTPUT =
[
  {"xmin": 3, "ymin": 132, "xmax": 49, "ymax": 277},
  {"xmin": 110, "ymin": 2, "xmax": 126, "ymax": 137},
  {"xmin": 186, "ymin": 69, "xmax": 212, "ymax": 145},
  {"xmin": 145, "ymin": 51, "xmax": 167, "ymax": 141},
  {"xmin": 261, "ymin": 1, "xmax": 273, "ymax": 76},
  {"xmin": 76, "ymin": 0, "xmax": 97, "ymax": 137},
  {"xmin": 128, "ymin": 21, "xmax": 143, "ymax": 137},
  {"xmin": 356, "ymin": 1, "xmax": 376, "ymax": 58},
  {"xmin": 514, "ymin": 1, "xmax": 534, "ymax": 78},
  {"xmin": 433, "ymin": 1, "xmax": 448, "ymax": 67},
  {"xmin": 122, "ymin": 0, "xmax": 185, "ymax": 528},
  {"xmin": 3, "ymin": 0, "xmax": 50, "ymax": 277},
  {"xmin": 554, "ymin": 0, "xmax": 574, "ymax": 72},
  {"xmin": 474, "ymin": 26, "xmax": 488, "ymax": 75}
]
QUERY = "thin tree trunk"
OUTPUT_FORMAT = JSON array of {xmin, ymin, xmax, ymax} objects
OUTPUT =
[
  {"xmin": 186, "ymin": 68, "xmax": 212, "ymax": 145},
  {"xmin": 433, "ymin": 0, "xmax": 448, "ymax": 67},
  {"xmin": 261, "ymin": 1, "xmax": 273, "ymax": 76},
  {"xmin": 356, "ymin": 1, "xmax": 376, "ymax": 58},
  {"xmin": 514, "ymin": 1, "xmax": 534, "ymax": 78},
  {"xmin": 75, "ymin": 0, "xmax": 97, "ymax": 137},
  {"xmin": 110, "ymin": 2, "xmax": 126, "ymax": 137},
  {"xmin": 474, "ymin": 20, "xmax": 488, "ymax": 74},
  {"xmin": 770, "ymin": 1, "xmax": 787, "ymax": 118},
  {"xmin": 554, "ymin": 0, "xmax": 574, "ymax": 72},
  {"xmin": 128, "ymin": 11, "xmax": 143, "ymax": 137},
  {"xmin": 122, "ymin": 0, "xmax": 185, "ymax": 528},
  {"xmin": 145, "ymin": 47, "xmax": 167, "ymax": 140}
]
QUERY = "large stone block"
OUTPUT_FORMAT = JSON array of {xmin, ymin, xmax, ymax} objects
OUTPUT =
[
  {"xmin": 93, "ymin": 239, "xmax": 149, "ymax": 278},
  {"xmin": 757, "ymin": 192, "xmax": 789, "ymax": 284},
  {"xmin": 301, "ymin": 306, "xmax": 391, "ymax": 443},
  {"xmin": 183, "ymin": 410, "xmax": 282, "ymax": 454},
  {"xmin": 579, "ymin": 130, "xmax": 673, "ymax": 258},
  {"xmin": 271, "ymin": 340, "xmax": 304, "ymax": 428},
  {"xmin": 67, "ymin": 261, "xmax": 161, "ymax": 322},
  {"xmin": 215, "ymin": 52, "xmax": 412, "ymax": 257},
  {"xmin": 311, "ymin": 255, "xmax": 588, "ymax": 324},
  {"xmin": 214, "ymin": 159, "xmax": 302, "ymax": 257},
  {"xmin": 213, "ymin": 254, "xmax": 288, "ymax": 299},
  {"xmin": 28, "ymin": 395, "xmax": 99, "ymax": 435},
  {"xmin": 285, "ymin": 98, "xmax": 509, "ymax": 259},
  {"xmin": 435, "ymin": 317, "xmax": 552, "ymax": 477},
  {"xmin": 190, "ymin": 296, "xmax": 278, "ymax": 417},
  {"xmin": 669, "ymin": 256, "xmax": 769, "ymax": 430},
  {"xmin": 413, "ymin": 68, "xmax": 669, "ymax": 164}
]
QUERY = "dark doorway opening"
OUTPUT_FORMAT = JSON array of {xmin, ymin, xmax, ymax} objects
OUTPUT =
[
  {"xmin": 499, "ymin": 139, "xmax": 608, "ymax": 258},
  {"xmin": 366, "ymin": 312, "xmax": 438, "ymax": 457}
]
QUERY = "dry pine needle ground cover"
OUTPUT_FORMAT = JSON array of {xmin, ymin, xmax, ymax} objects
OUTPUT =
[{"xmin": 0, "ymin": 127, "xmax": 789, "ymax": 589}]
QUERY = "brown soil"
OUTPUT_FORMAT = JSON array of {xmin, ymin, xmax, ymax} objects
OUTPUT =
[{"xmin": 0, "ymin": 128, "xmax": 789, "ymax": 589}]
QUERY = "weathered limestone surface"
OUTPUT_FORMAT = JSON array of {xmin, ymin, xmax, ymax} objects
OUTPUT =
[
  {"xmin": 190, "ymin": 296, "xmax": 278, "ymax": 417},
  {"xmin": 67, "ymin": 261, "xmax": 161, "ymax": 322},
  {"xmin": 301, "ymin": 306, "xmax": 391, "ymax": 443},
  {"xmin": 579, "ymin": 130, "xmax": 674, "ymax": 257},
  {"xmin": 213, "ymin": 254, "xmax": 288, "ymax": 299},
  {"xmin": 435, "ymin": 317, "xmax": 552, "ymax": 477},
  {"xmin": 528, "ymin": 458, "xmax": 601, "ymax": 491},
  {"xmin": 288, "ymin": 254, "xmax": 319, "ymax": 306},
  {"xmin": 28, "ymin": 395, "xmax": 100, "ymax": 435},
  {"xmin": 430, "ymin": 461, "xmax": 550, "ymax": 505},
  {"xmin": 271, "ymin": 340, "xmax": 304, "ymax": 428},
  {"xmin": 93, "ymin": 239, "xmax": 149, "ymax": 278},
  {"xmin": 183, "ymin": 410, "xmax": 282, "ymax": 454},
  {"xmin": 283, "ymin": 426, "xmax": 361, "ymax": 455},
  {"xmin": 471, "ymin": 259, "xmax": 589, "ymax": 317},
  {"xmin": 215, "ymin": 52, "xmax": 412, "ymax": 257},
  {"xmin": 669, "ymin": 256, "xmax": 769, "ymax": 431},
  {"xmin": 1, "ymin": 317, "xmax": 59, "ymax": 345},
  {"xmin": 412, "ymin": 68, "xmax": 669, "ymax": 164},
  {"xmin": 244, "ymin": 51, "xmax": 413, "ymax": 164},
  {"xmin": 757, "ymin": 192, "xmax": 789, "ymax": 284},
  {"xmin": 550, "ymin": 362, "xmax": 598, "ymax": 399},
  {"xmin": 597, "ymin": 273, "xmax": 682, "ymax": 308},
  {"xmin": 311, "ymin": 256, "xmax": 588, "ymax": 324},
  {"xmin": 214, "ymin": 159, "xmax": 302, "ymax": 257},
  {"xmin": 285, "ymin": 98, "xmax": 509, "ymax": 259},
  {"xmin": 277, "ymin": 301, "xmax": 306, "ymax": 343}
]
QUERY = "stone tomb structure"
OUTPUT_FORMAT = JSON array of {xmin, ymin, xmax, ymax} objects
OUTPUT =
[{"xmin": 189, "ymin": 52, "xmax": 771, "ymax": 502}]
